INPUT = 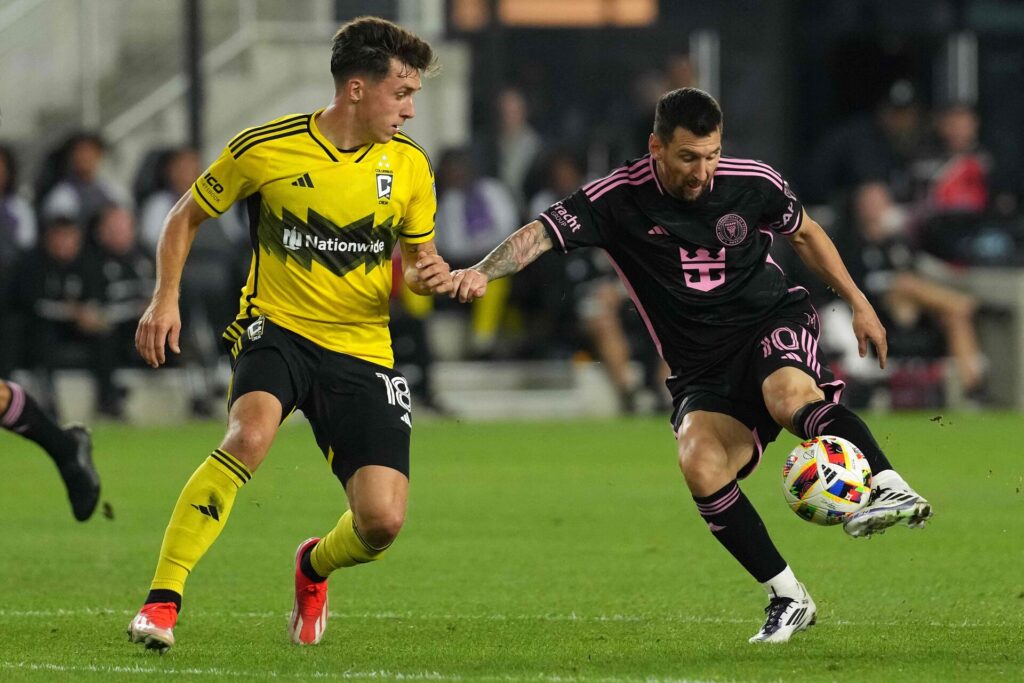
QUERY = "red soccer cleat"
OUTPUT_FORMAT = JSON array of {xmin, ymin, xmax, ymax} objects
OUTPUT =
[
  {"xmin": 128, "ymin": 602, "xmax": 178, "ymax": 653},
  {"xmin": 289, "ymin": 537, "xmax": 328, "ymax": 645}
]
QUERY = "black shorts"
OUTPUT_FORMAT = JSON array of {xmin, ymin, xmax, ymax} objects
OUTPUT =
[
  {"xmin": 224, "ymin": 316, "xmax": 412, "ymax": 486},
  {"xmin": 667, "ymin": 300, "xmax": 845, "ymax": 479}
]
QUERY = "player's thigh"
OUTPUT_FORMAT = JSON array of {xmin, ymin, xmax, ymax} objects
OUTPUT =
[
  {"xmin": 223, "ymin": 317, "xmax": 315, "ymax": 470},
  {"xmin": 305, "ymin": 353, "xmax": 412, "ymax": 489},
  {"xmin": 675, "ymin": 409, "xmax": 757, "ymax": 493},
  {"xmin": 751, "ymin": 307, "xmax": 842, "ymax": 430}
]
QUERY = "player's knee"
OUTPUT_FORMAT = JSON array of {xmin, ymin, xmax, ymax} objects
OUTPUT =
[
  {"xmin": 676, "ymin": 433, "xmax": 728, "ymax": 492},
  {"xmin": 220, "ymin": 426, "xmax": 274, "ymax": 467},
  {"xmin": 0, "ymin": 381, "xmax": 10, "ymax": 413},
  {"xmin": 354, "ymin": 508, "xmax": 405, "ymax": 548},
  {"xmin": 764, "ymin": 386, "xmax": 822, "ymax": 430}
]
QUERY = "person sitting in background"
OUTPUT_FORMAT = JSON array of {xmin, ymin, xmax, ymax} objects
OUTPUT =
[
  {"xmin": 805, "ymin": 79, "xmax": 927, "ymax": 206},
  {"xmin": 11, "ymin": 217, "xmax": 108, "ymax": 416},
  {"xmin": 39, "ymin": 133, "xmax": 131, "ymax": 229},
  {"xmin": 434, "ymin": 148, "xmax": 519, "ymax": 357},
  {"xmin": 0, "ymin": 144, "xmax": 37, "ymax": 259},
  {"xmin": 0, "ymin": 144, "xmax": 38, "ymax": 375},
  {"xmin": 491, "ymin": 86, "xmax": 544, "ymax": 212},
  {"xmin": 87, "ymin": 205, "xmax": 155, "ymax": 417},
  {"xmin": 912, "ymin": 102, "xmax": 991, "ymax": 216},
  {"xmin": 848, "ymin": 182, "xmax": 985, "ymax": 398}
]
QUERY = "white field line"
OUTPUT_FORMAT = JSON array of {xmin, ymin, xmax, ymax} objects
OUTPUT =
[
  {"xmin": 0, "ymin": 661, "xmax": 719, "ymax": 683},
  {"xmin": 0, "ymin": 608, "xmax": 1001, "ymax": 628}
]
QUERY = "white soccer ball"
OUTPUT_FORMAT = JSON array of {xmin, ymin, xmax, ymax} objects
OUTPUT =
[{"xmin": 781, "ymin": 436, "xmax": 872, "ymax": 526}]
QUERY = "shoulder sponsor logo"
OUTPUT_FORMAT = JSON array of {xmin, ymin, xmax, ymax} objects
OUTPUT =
[
  {"xmin": 550, "ymin": 202, "xmax": 581, "ymax": 233},
  {"xmin": 715, "ymin": 214, "xmax": 748, "ymax": 246},
  {"xmin": 202, "ymin": 172, "xmax": 224, "ymax": 195}
]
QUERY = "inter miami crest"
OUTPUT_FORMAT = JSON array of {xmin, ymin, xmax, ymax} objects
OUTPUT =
[{"xmin": 715, "ymin": 213, "xmax": 748, "ymax": 246}]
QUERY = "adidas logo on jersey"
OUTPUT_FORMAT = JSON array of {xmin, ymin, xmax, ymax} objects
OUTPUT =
[{"xmin": 291, "ymin": 172, "xmax": 314, "ymax": 188}]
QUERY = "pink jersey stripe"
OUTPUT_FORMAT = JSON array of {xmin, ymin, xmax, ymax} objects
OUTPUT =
[
  {"xmin": 538, "ymin": 213, "xmax": 566, "ymax": 252},
  {"xmin": 606, "ymin": 254, "xmax": 663, "ymax": 359},
  {"xmin": 648, "ymin": 155, "xmax": 665, "ymax": 195},
  {"xmin": 718, "ymin": 156, "xmax": 782, "ymax": 180},
  {"xmin": 583, "ymin": 160, "xmax": 651, "ymax": 197},
  {"xmin": 712, "ymin": 168, "xmax": 783, "ymax": 192},
  {"xmin": 581, "ymin": 156, "xmax": 648, "ymax": 190},
  {"xmin": 588, "ymin": 172, "xmax": 654, "ymax": 202}
]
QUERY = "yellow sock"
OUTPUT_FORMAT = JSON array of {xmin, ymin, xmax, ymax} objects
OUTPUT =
[
  {"xmin": 471, "ymin": 276, "xmax": 510, "ymax": 345},
  {"xmin": 149, "ymin": 449, "xmax": 251, "ymax": 594},
  {"xmin": 310, "ymin": 509, "xmax": 386, "ymax": 578}
]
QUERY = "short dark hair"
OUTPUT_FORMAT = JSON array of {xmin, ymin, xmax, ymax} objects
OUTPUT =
[
  {"xmin": 653, "ymin": 88, "xmax": 723, "ymax": 142},
  {"xmin": 330, "ymin": 16, "xmax": 437, "ymax": 86}
]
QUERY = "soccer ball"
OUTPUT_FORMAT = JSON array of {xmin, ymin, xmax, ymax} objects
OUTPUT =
[{"xmin": 781, "ymin": 436, "xmax": 872, "ymax": 526}]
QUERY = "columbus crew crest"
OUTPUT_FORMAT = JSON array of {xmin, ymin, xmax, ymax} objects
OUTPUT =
[{"xmin": 376, "ymin": 155, "xmax": 393, "ymax": 205}]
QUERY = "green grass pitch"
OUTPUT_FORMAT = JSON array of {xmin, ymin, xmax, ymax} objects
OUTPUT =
[{"xmin": 1, "ymin": 413, "xmax": 1021, "ymax": 681}]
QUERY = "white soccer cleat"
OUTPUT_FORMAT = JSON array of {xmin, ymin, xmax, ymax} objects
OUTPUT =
[
  {"xmin": 748, "ymin": 583, "xmax": 816, "ymax": 643},
  {"xmin": 844, "ymin": 485, "xmax": 933, "ymax": 538},
  {"xmin": 127, "ymin": 602, "xmax": 177, "ymax": 653}
]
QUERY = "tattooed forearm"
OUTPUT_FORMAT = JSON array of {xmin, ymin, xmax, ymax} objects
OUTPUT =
[{"xmin": 474, "ymin": 221, "xmax": 553, "ymax": 280}]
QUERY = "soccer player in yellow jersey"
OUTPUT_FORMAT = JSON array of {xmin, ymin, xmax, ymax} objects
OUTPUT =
[{"xmin": 128, "ymin": 17, "xmax": 453, "ymax": 652}]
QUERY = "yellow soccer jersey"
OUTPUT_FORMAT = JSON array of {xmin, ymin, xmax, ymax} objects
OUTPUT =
[{"xmin": 191, "ymin": 110, "xmax": 436, "ymax": 367}]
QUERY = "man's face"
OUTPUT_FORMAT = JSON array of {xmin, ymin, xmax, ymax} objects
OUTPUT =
[
  {"xmin": 354, "ymin": 58, "xmax": 421, "ymax": 143},
  {"xmin": 45, "ymin": 225, "xmax": 83, "ymax": 263},
  {"xmin": 649, "ymin": 126, "xmax": 722, "ymax": 202}
]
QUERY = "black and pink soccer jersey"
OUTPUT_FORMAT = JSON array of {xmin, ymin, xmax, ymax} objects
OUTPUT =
[{"xmin": 539, "ymin": 154, "xmax": 808, "ymax": 378}]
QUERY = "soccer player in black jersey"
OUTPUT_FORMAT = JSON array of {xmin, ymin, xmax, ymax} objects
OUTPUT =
[
  {"xmin": 0, "ymin": 379, "xmax": 99, "ymax": 521},
  {"xmin": 450, "ymin": 88, "xmax": 932, "ymax": 643},
  {"xmin": 128, "ymin": 17, "xmax": 453, "ymax": 652}
]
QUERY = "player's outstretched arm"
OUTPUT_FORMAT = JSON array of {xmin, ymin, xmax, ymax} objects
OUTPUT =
[
  {"xmin": 450, "ymin": 220, "xmax": 553, "ymax": 303},
  {"xmin": 135, "ymin": 193, "xmax": 208, "ymax": 368},
  {"xmin": 402, "ymin": 239, "xmax": 453, "ymax": 295},
  {"xmin": 787, "ymin": 209, "xmax": 888, "ymax": 368}
]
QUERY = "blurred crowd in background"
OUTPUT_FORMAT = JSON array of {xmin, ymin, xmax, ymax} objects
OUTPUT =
[{"xmin": 2, "ymin": 3, "xmax": 1023, "ymax": 420}]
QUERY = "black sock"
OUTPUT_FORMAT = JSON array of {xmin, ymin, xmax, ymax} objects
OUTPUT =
[
  {"xmin": 300, "ymin": 543, "xmax": 327, "ymax": 583},
  {"xmin": 1, "ymin": 381, "xmax": 76, "ymax": 464},
  {"xmin": 793, "ymin": 400, "xmax": 892, "ymax": 473},
  {"xmin": 694, "ymin": 481, "xmax": 787, "ymax": 583},
  {"xmin": 145, "ymin": 589, "xmax": 182, "ymax": 613}
]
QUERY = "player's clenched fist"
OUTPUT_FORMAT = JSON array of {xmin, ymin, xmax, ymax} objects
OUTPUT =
[{"xmin": 450, "ymin": 268, "xmax": 489, "ymax": 303}]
